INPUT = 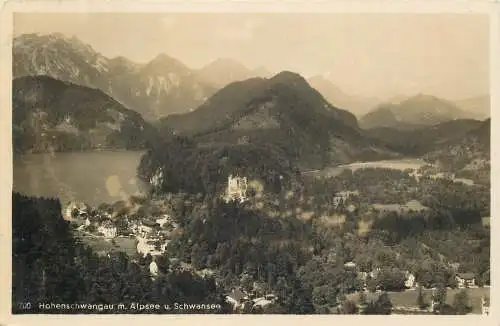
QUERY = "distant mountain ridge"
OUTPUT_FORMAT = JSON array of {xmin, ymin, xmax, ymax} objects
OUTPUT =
[
  {"xmin": 453, "ymin": 95, "xmax": 490, "ymax": 120},
  {"xmin": 13, "ymin": 33, "xmax": 216, "ymax": 121},
  {"xmin": 308, "ymin": 75, "xmax": 382, "ymax": 118},
  {"xmin": 161, "ymin": 71, "xmax": 396, "ymax": 168},
  {"xmin": 365, "ymin": 119, "xmax": 486, "ymax": 156},
  {"xmin": 360, "ymin": 94, "xmax": 474, "ymax": 130},
  {"xmin": 13, "ymin": 75, "xmax": 157, "ymax": 153},
  {"xmin": 196, "ymin": 58, "xmax": 272, "ymax": 88}
]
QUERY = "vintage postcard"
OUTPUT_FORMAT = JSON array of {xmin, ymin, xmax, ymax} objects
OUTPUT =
[{"xmin": 1, "ymin": 0, "xmax": 498, "ymax": 325}]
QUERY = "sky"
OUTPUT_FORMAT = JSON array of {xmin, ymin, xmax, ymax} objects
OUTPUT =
[{"xmin": 13, "ymin": 13, "xmax": 490, "ymax": 100}]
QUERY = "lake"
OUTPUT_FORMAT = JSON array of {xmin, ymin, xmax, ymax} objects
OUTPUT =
[
  {"xmin": 304, "ymin": 158, "xmax": 429, "ymax": 178},
  {"xmin": 13, "ymin": 150, "xmax": 149, "ymax": 207}
]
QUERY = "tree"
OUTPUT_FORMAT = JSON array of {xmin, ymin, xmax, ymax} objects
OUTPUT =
[
  {"xmin": 115, "ymin": 216, "xmax": 129, "ymax": 235},
  {"xmin": 453, "ymin": 290, "xmax": 472, "ymax": 315},
  {"xmin": 363, "ymin": 292, "xmax": 392, "ymax": 315},
  {"xmin": 312, "ymin": 285, "xmax": 337, "ymax": 312},
  {"xmin": 377, "ymin": 268, "xmax": 406, "ymax": 291},
  {"xmin": 340, "ymin": 300, "xmax": 358, "ymax": 314},
  {"xmin": 375, "ymin": 292, "xmax": 393, "ymax": 315},
  {"xmin": 432, "ymin": 284, "xmax": 447, "ymax": 312},
  {"xmin": 155, "ymin": 253, "xmax": 170, "ymax": 274},
  {"xmin": 366, "ymin": 276, "xmax": 378, "ymax": 293},
  {"xmin": 190, "ymin": 243, "xmax": 207, "ymax": 270},
  {"xmin": 359, "ymin": 292, "xmax": 367, "ymax": 306},
  {"xmin": 417, "ymin": 286, "xmax": 428, "ymax": 309},
  {"xmin": 482, "ymin": 270, "xmax": 490, "ymax": 286}
]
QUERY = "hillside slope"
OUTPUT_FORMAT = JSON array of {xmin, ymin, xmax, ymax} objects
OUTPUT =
[{"xmin": 13, "ymin": 76, "xmax": 157, "ymax": 153}]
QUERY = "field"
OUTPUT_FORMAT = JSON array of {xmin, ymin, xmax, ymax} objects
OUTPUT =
[
  {"xmin": 76, "ymin": 232, "xmax": 138, "ymax": 257},
  {"xmin": 347, "ymin": 287, "xmax": 490, "ymax": 314}
]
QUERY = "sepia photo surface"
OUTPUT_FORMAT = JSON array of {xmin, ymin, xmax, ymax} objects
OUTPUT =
[{"xmin": 6, "ymin": 7, "xmax": 494, "ymax": 320}]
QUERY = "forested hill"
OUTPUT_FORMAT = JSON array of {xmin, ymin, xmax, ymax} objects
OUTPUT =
[
  {"xmin": 364, "ymin": 119, "xmax": 486, "ymax": 156},
  {"xmin": 138, "ymin": 136, "xmax": 302, "ymax": 197},
  {"xmin": 160, "ymin": 71, "xmax": 396, "ymax": 169},
  {"xmin": 13, "ymin": 76, "xmax": 158, "ymax": 153},
  {"xmin": 423, "ymin": 118, "xmax": 491, "ymax": 171}
]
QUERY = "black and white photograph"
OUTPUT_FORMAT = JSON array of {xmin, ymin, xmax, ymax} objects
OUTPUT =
[{"xmin": 7, "ymin": 8, "xmax": 493, "ymax": 317}]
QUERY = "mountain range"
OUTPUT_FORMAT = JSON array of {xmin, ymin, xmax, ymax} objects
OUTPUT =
[
  {"xmin": 13, "ymin": 75, "xmax": 157, "ymax": 153},
  {"xmin": 453, "ymin": 95, "xmax": 490, "ymax": 121},
  {"xmin": 13, "ymin": 33, "xmax": 216, "ymax": 121},
  {"xmin": 196, "ymin": 58, "xmax": 272, "ymax": 88},
  {"xmin": 14, "ymin": 33, "xmax": 489, "ymax": 125},
  {"xmin": 307, "ymin": 75, "xmax": 382, "ymax": 118},
  {"xmin": 359, "ymin": 94, "xmax": 479, "ymax": 130},
  {"xmin": 12, "ymin": 32, "xmax": 490, "ymax": 169}
]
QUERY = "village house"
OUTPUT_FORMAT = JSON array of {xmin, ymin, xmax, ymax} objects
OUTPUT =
[
  {"xmin": 404, "ymin": 271, "xmax": 416, "ymax": 289},
  {"xmin": 455, "ymin": 273, "xmax": 476, "ymax": 288},
  {"xmin": 136, "ymin": 238, "xmax": 157, "ymax": 257},
  {"xmin": 136, "ymin": 237, "xmax": 167, "ymax": 257},
  {"xmin": 135, "ymin": 220, "xmax": 160, "ymax": 237},
  {"xmin": 97, "ymin": 220, "xmax": 117, "ymax": 239},
  {"xmin": 225, "ymin": 288, "xmax": 250, "ymax": 311},
  {"xmin": 155, "ymin": 214, "xmax": 170, "ymax": 228},
  {"xmin": 64, "ymin": 201, "xmax": 90, "ymax": 220},
  {"xmin": 149, "ymin": 260, "xmax": 159, "ymax": 278},
  {"xmin": 333, "ymin": 190, "xmax": 359, "ymax": 208},
  {"xmin": 252, "ymin": 294, "xmax": 278, "ymax": 310},
  {"xmin": 224, "ymin": 174, "xmax": 248, "ymax": 203}
]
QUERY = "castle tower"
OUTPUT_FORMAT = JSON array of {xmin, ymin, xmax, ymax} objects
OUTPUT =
[{"xmin": 225, "ymin": 174, "xmax": 248, "ymax": 203}]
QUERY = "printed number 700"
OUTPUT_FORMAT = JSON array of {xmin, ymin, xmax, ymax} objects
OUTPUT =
[{"xmin": 18, "ymin": 302, "xmax": 32, "ymax": 310}]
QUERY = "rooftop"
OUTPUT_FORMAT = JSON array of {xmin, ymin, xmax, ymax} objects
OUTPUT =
[{"xmin": 456, "ymin": 272, "xmax": 475, "ymax": 280}]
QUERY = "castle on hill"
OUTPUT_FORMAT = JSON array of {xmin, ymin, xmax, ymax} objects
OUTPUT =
[{"xmin": 223, "ymin": 174, "xmax": 248, "ymax": 203}]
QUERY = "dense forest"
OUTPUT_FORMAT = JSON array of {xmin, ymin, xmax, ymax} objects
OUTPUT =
[
  {"xmin": 12, "ymin": 192, "xmax": 230, "ymax": 314},
  {"xmin": 132, "ymin": 134, "xmax": 490, "ymax": 314}
]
